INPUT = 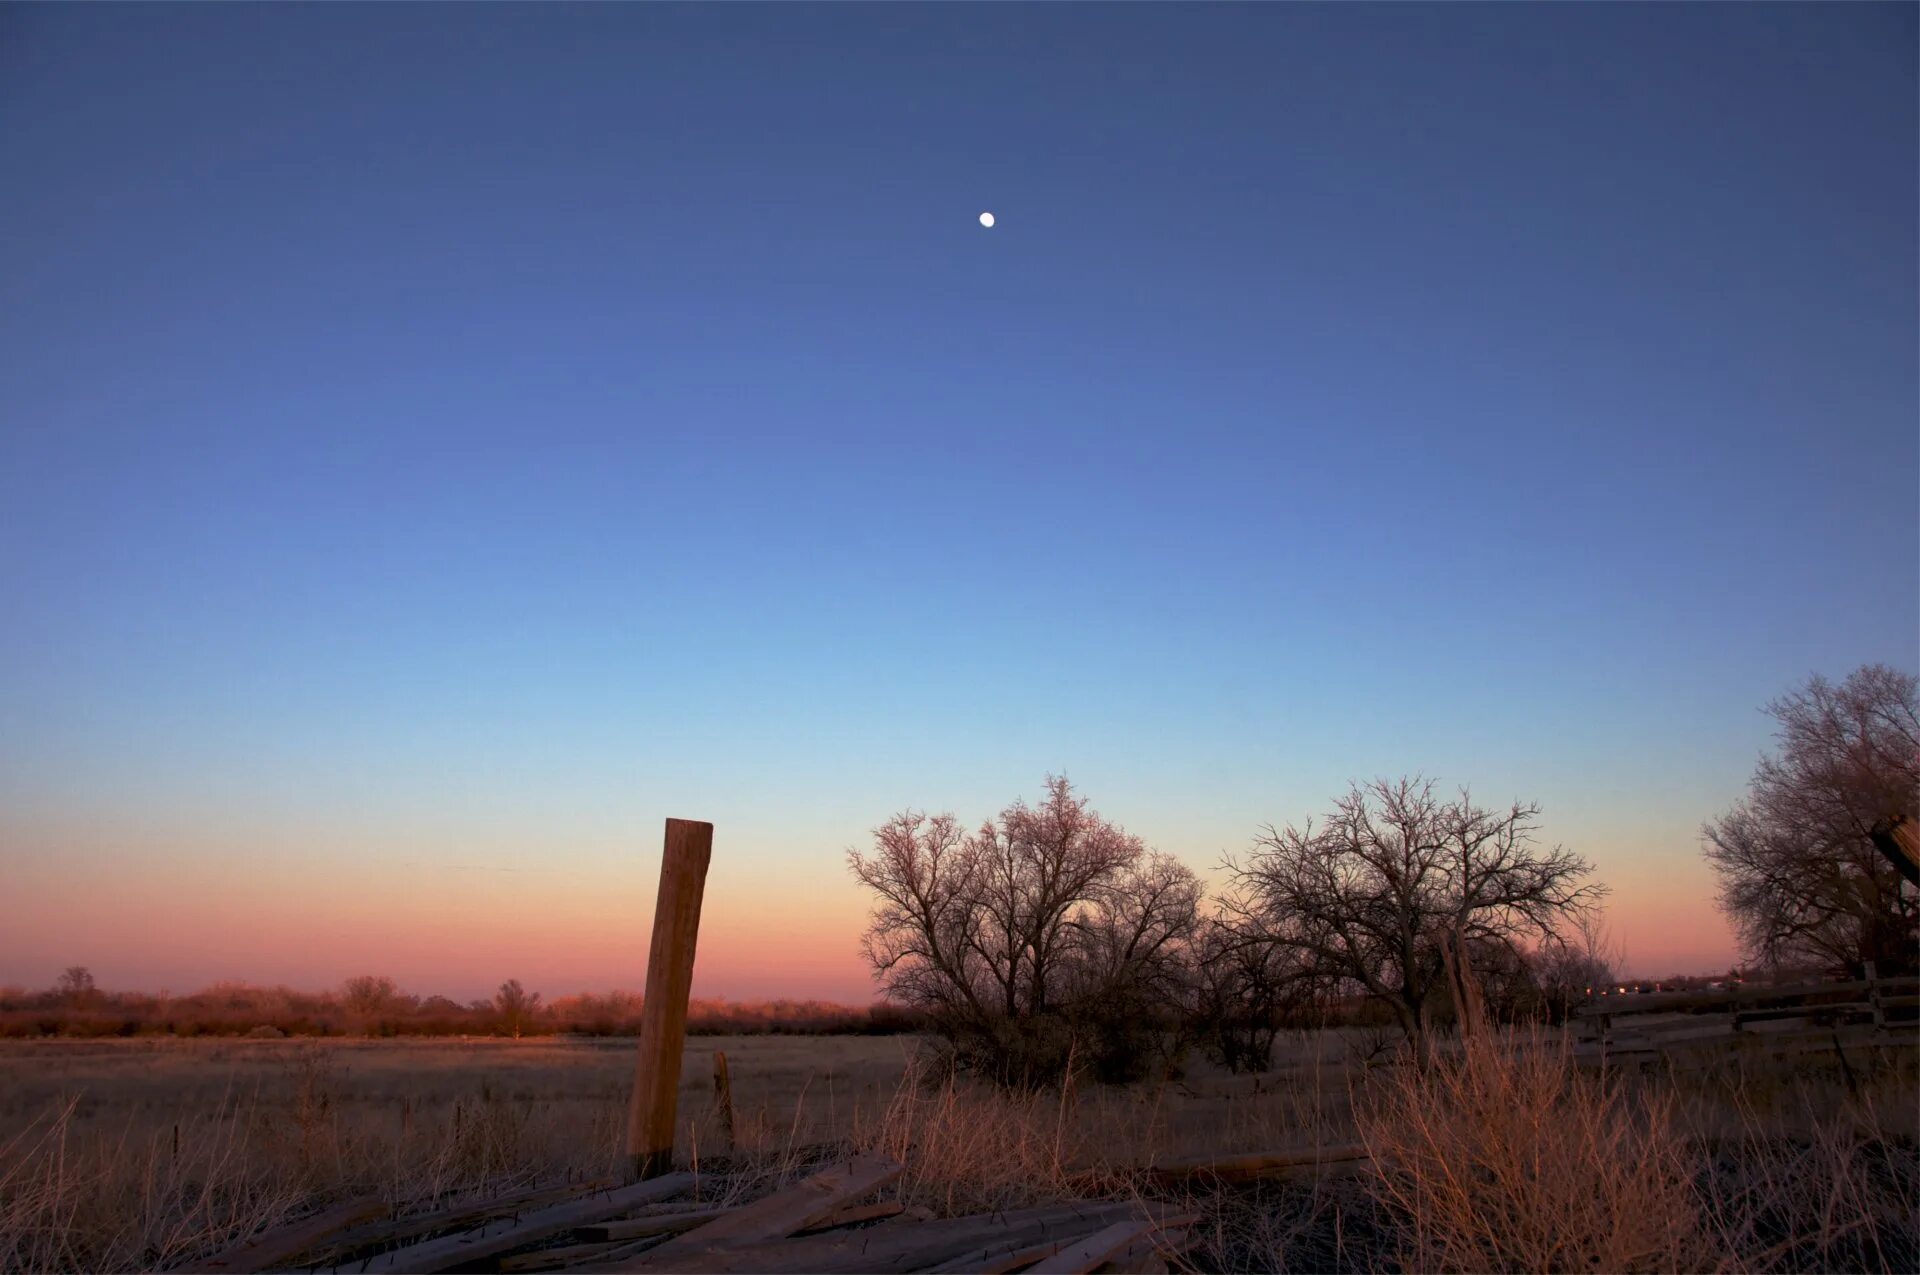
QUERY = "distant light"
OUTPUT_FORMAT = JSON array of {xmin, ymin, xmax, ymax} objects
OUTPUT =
[{"xmin": 978, "ymin": 212, "xmax": 995, "ymax": 228}]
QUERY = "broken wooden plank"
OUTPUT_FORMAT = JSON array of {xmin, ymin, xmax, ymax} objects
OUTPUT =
[
  {"xmin": 923, "ymin": 1213, "xmax": 1198, "ymax": 1275},
  {"xmin": 201, "ymin": 1198, "xmax": 388, "ymax": 1271},
  {"xmin": 922, "ymin": 1235, "xmax": 1074, "ymax": 1274},
  {"xmin": 310, "ymin": 1180, "xmax": 615, "ymax": 1267},
  {"xmin": 640, "ymin": 1152, "xmax": 900, "ymax": 1259},
  {"xmin": 1103, "ymin": 1251, "xmax": 1169, "ymax": 1275},
  {"xmin": 574, "ymin": 1206, "xmax": 735, "ymax": 1244},
  {"xmin": 1069, "ymin": 1145, "xmax": 1368, "ymax": 1189},
  {"xmin": 572, "ymin": 1232, "xmax": 677, "ymax": 1268},
  {"xmin": 1028, "ymin": 1216, "xmax": 1197, "ymax": 1275},
  {"xmin": 617, "ymin": 1202, "xmax": 1161, "ymax": 1275},
  {"xmin": 499, "ymin": 1240, "xmax": 628, "ymax": 1272},
  {"xmin": 794, "ymin": 1199, "xmax": 906, "ymax": 1235},
  {"xmin": 1091, "ymin": 1225, "xmax": 1195, "ymax": 1275},
  {"xmin": 591, "ymin": 1196, "xmax": 900, "ymax": 1248},
  {"xmin": 357, "ymin": 1173, "xmax": 693, "ymax": 1273}
]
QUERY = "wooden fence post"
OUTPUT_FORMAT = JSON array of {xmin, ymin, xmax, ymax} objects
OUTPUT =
[
  {"xmin": 712, "ymin": 1050, "xmax": 736, "ymax": 1153},
  {"xmin": 626, "ymin": 817, "xmax": 713, "ymax": 1179}
]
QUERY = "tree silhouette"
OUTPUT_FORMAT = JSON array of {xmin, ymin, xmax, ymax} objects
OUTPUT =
[
  {"xmin": 1224, "ymin": 777, "xmax": 1603, "ymax": 1063},
  {"xmin": 849, "ymin": 775, "xmax": 1201, "ymax": 1083},
  {"xmin": 56, "ymin": 966, "xmax": 96, "ymax": 1005},
  {"xmin": 1704, "ymin": 665, "xmax": 1919, "ymax": 975},
  {"xmin": 495, "ymin": 979, "xmax": 542, "ymax": 1039}
]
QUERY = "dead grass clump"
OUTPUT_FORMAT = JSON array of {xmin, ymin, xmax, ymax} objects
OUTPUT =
[
  {"xmin": 0, "ymin": 1045, "xmax": 628, "ymax": 1272},
  {"xmin": 853, "ymin": 1059, "xmax": 1090, "ymax": 1215},
  {"xmin": 1193, "ymin": 1177, "xmax": 1386, "ymax": 1275},
  {"xmin": 1358, "ymin": 1030, "xmax": 1706, "ymax": 1273},
  {"xmin": 0, "ymin": 1095, "xmax": 309, "ymax": 1273},
  {"xmin": 1690, "ymin": 1082, "xmax": 1920, "ymax": 1273}
]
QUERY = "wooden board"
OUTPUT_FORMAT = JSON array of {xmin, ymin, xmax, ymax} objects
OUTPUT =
[
  {"xmin": 313, "ymin": 1181, "xmax": 614, "ymax": 1265},
  {"xmin": 201, "ymin": 1198, "xmax": 388, "ymax": 1271},
  {"xmin": 794, "ymin": 1200, "xmax": 906, "ymax": 1235},
  {"xmin": 564, "ymin": 1232, "xmax": 680, "ymax": 1270},
  {"xmin": 574, "ymin": 1206, "xmax": 736, "ymax": 1243},
  {"xmin": 1105, "ymin": 1249, "xmax": 1170, "ymax": 1275},
  {"xmin": 499, "ymin": 1240, "xmax": 631, "ymax": 1272},
  {"xmin": 357, "ymin": 1173, "xmax": 693, "ymax": 1273},
  {"xmin": 638, "ymin": 1152, "xmax": 900, "ymax": 1260},
  {"xmin": 574, "ymin": 1199, "xmax": 902, "ymax": 1250},
  {"xmin": 1106, "ymin": 1226, "xmax": 1194, "ymax": 1274},
  {"xmin": 921, "ymin": 1216, "xmax": 1180, "ymax": 1275},
  {"xmin": 1027, "ymin": 1216, "xmax": 1195, "ymax": 1275},
  {"xmin": 1071, "ymin": 1145, "xmax": 1368, "ymax": 1190},
  {"xmin": 1024, "ymin": 1221, "xmax": 1149, "ymax": 1274},
  {"xmin": 921, "ymin": 1236, "xmax": 1073, "ymax": 1274},
  {"xmin": 618, "ymin": 1203, "xmax": 1162, "ymax": 1275}
]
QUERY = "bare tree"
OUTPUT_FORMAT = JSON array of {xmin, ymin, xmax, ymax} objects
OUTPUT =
[
  {"xmin": 848, "ymin": 809, "xmax": 988, "ymax": 1030},
  {"xmin": 342, "ymin": 975, "xmax": 398, "ymax": 1031},
  {"xmin": 1065, "ymin": 851, "xmax": 1205, "ymax": 1081},
  {"xmin": 849, "ymin": 776, "xmax": 1198, "ymax": 1083},
  {"xmin": 1704, "ymin": 665, "xmax": 1919, "ymax": 976},
  {"xmin": 1529, "ymin": 912, "xmax": 1622, "ymax": 1024},
  {"xmin": 55, "ymin": 966, "xmax": 96, "ymax": 1006},
  {"xmin": 968, "ymin": 777, "xmax": 1147, "ymax": 1020},
  {"xmin": 1070, "ymin": 852, "xmax": 1204, "ymax": 1001},
  {"xmin": 1192, "ymin": 917, "xmax": 1327, "ymax": 1073},
  {"xmin": 495, "ymin": 979, "xmax": 542, "ymax": 1039},
  {"xmin": 1224, "ymin": 777, "xmax": 1604, "ymax": 1062}
]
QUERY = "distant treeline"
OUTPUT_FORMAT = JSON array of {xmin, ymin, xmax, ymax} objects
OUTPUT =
[{"xmin": 0, "ymin": 971, "xmax": 925, "ymax": 1039}]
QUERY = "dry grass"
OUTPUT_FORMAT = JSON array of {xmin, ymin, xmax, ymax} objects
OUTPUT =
[
  {"xmin": 0, "ymin": 1032, "xmax": 1913, "ymax": 1272},
  {"xmin": 1358, "ymin": 1029, "xmax": 1706, "ymax": 1272},
  {"xmin": 1683, "ymin": 1062, "xmax": 1920, "ymax": 1273},
  {"xmin": 1353, "ymin": 1027, "xmax": 1919, "ymax": 1274},
  {"xmin": 0, "ymin": 1035, "xmax": 909, "ymax": 1272}
]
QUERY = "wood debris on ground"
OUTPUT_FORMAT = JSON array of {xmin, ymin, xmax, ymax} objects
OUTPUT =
[{"xmin": 199, "ymin": 1153, "xmax": 1200, "ymax": 1274}]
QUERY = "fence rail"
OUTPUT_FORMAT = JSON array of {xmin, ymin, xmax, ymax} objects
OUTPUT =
[{"xmin": 1572, "ymin": 971, "xmax": 1918, "ymax": 1061}]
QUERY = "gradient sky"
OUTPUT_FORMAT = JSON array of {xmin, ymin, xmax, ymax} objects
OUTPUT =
[{"xmin": 3, "ymin": 4, "xmax": 1914, "ymax": 1004}]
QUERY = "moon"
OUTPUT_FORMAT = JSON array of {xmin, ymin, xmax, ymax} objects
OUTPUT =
[{"xmin": 978, "ymin": 212, "xmax": 995, "ymax": 228}]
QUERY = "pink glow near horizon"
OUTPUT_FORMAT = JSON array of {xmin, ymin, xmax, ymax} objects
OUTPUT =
[{"xmin": 2, "ymin": 821, "xmax": 1738, "ymax": 1003}]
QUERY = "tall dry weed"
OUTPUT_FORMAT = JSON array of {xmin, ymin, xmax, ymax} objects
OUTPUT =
[
  {"xmin": 1357, "ymin": 1029, "xmax": 1707, "ymax": 1273},
  {"xmin": 851, "ymin": 1057, "xmax": 1090, "ymax": 1213},
  {"xmin": 0, "ymin": 1045, "xmax": 623, "ymax": 1273},
  {"xmin": 0, "ymin": 1094, "xmax": 309, "ymax": 1273},
  {"xmin": 1688, "ymin": 1068, "xmax": 1920, "ymax": 1273}
]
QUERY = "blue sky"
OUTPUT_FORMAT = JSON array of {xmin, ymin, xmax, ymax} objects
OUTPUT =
[{"xmin": 2, "ymin": 4, "xmax": 1913, "ymax": 999}]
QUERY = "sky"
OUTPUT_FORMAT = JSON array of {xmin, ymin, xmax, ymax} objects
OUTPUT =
[{"xmin": 2, "ymin": 4, "xmax": 1914, "ymax": 1004}]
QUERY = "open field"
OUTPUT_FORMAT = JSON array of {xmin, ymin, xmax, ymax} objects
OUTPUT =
[
  {"xmin": 4, "ymin": 1030, "xmax": 1917, "ymax": 1272},
  {"xmin": 0, "ymin": 1030, "xmax": 1364, "ymax": 1181},
  {"xmin": 0, "ymin": 1035, "xmax": 914, "ymax": 1146}
]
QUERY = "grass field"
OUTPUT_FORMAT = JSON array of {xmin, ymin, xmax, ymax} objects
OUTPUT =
[
  {"xmin": 0, "ymin": 1031, "xmax": 1359, "ymax": 1192},
  {"xmin": 2, "ymin": 1030, "xmax": 1915, "ymax": 1272},
  {"xmin": 0, "ymin": 1034, "xmax": 917, "ymax": 1156}
]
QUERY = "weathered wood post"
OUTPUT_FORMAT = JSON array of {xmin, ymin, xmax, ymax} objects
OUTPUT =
[
  {"xmin": 712, "ymin": 1049, "xmax": 736, "ymax": 1152},
  {"xmin": 626, "ymin": 817, "xmax": 713, "ymax": 1178},
  {"xmin": 1864, "ymin": 960, "xmax": 1885, "ymax": 1034}
]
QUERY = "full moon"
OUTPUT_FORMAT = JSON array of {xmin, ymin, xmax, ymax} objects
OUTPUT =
[{"xmin": 978, "ymin": 212, "xmax": 995, "ymax": 228}]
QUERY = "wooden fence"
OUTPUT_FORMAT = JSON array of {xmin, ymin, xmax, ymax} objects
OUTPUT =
[{"xmin": 1573, "ymin": 969, "xmax": 1919, "ymax": 1062}]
